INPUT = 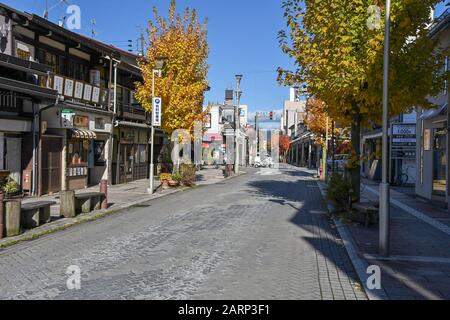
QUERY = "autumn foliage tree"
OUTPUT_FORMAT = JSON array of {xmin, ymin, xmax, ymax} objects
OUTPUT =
[
  {"xmin": 304, "ymin": 98, "xmax": 338, "ymax": 146},
  {"xmin": 278, "ymin": 0, "xmax": 447, "ymax": 200},
  {"xmin": 135, "ymin": 0, "xmax": 209, "ymax": 137}
]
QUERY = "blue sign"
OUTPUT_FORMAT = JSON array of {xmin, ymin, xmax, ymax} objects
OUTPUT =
[{"xmin": 152, "ymin": 97, "xmax": 162, "ymax": 127}]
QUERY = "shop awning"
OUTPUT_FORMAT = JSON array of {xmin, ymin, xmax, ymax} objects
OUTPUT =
[
  {"xmin": 69, "ymin": 128, "xmax": 97, "ymax": 139},
  {"xmin": 420, "ymin": 104, "xmax": 448, "ymax": 120}
]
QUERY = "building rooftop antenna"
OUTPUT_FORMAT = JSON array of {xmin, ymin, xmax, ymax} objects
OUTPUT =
[
  {"xmin": 44, "ymin": 0, "xmax": 71, "ymax": 20},
  {"xmin": 90, "ymin": 19, "xmax": 98, "ymax": 38},
  {"xmin": 43, "ymin": 0, "xmax": 49, "ymax": 19},
  {"xmin": 136, "ymin": 26, "xmax": 146, "ymax": 57}
]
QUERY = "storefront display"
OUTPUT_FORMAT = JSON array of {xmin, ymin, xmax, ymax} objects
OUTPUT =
[{"xmin": 67, "ymin": 138, "xmax": 89, "ymax": 190}]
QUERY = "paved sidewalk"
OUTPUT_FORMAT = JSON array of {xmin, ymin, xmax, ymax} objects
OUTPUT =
[
  {"xmin": 343, "ymin": 181, "xmax": 450, "ymax": 300},
  {"xmin": 0, "ymin": 167, "xmax": 228, "ymax": 248}
]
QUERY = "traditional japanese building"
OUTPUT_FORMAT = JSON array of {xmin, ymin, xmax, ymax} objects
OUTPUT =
[{"xmin": 0, "ymin": 3, "xmax": 166, "ymax": 196}]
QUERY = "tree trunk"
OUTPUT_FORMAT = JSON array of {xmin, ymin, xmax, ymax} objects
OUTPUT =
[{"xmin": 350, "ymin": 101, "xmax": 361, "ymax": 202}]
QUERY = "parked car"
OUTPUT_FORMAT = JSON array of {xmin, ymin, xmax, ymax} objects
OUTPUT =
[{"xmin": 327, "ymin": 154, "xmax": 349, "ymax": 172}]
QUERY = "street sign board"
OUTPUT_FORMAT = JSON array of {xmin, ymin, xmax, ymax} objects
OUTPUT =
[
  {"xmin": 152, "ymin": 97, "xmax": 162, "ymax": 127},
  {"xmin": 390, "ymin": 123, "xmax": 416, "ymax": 160}
]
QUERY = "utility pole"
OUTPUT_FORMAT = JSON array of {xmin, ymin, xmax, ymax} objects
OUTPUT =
[
  {"xmin": 380, "ymin": 0, "xmax": 391, "ymax": 257},
  {"xmin": 447, "ymin": 54, "xmax": 450, "ymax": 212},
  {"xmin": 255, "ymin": 112, "xmax": 260, "ymax": 157},
  {"xmin": 44, "ymin": 0, "xmax": 49, "ymax": 19},
  {"xmin": 138, "ymin": 32, "xmax": 145, "ymax": 57},
  {"xmin": 332, "ymin": 120, "xmax": 336, "ymax": 174},
  {"xmin": 90, "ymin": 19, "xmax": 97, "ymax": 39},
  {"xmin": 148, "ymin": 58, "xmax": 166, "ymax": 194},
  {"xmin": 234, "ymin": 75, "xmax": 243, "ymax": 175}
]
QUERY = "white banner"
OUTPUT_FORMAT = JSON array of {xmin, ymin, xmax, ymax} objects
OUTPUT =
[{"xmin": 152, "ymin": 97, "xmax": 162, "ymax": 127}]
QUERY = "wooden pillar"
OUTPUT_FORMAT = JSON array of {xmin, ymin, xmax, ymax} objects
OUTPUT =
[
  {"xmin": 60, "ymin": 190, "xmax": 76, "ymax": 218},
  {"xmin": 308, "ymin": 141, "xmax": 313, "ymax": 168},
  {"xmin": 61, "ymin": 130, "xmax": 67, "ymax": 191},
  {"xmin": 105, "ymin": 134, "xmax": 112, "ymax": 184},
  {"xmin": 115, "ymin": 137, "xmax": 121, "ymax": 185},
  {"xmin": 301, "ymin": 143, "xmax": 305, "ymax": 167}
]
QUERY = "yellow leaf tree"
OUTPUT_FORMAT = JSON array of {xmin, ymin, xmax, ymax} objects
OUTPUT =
[
  {"xmin": 135, "ymin": 0, "xmax": 209, "ymax": 137},
  {"xmin": 278, "ymin": 0, "xmax": 447, "ymax": 200},
  {"xmin": 304, "ymin": 97, "xmax": 339, "ymax": 146}
]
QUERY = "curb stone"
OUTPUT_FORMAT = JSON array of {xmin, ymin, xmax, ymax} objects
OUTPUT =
[
  {"xmin": 0, "ymin": 171, "xmax": 247, "ymax": 250},
  {"xmin": 316, "ymin": 180, "xmax": 390, "ymax": 301}
]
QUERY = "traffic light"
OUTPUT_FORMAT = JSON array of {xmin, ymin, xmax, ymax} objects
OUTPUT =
[{"xmin": 269, "ymin": 111, "xmax": 274, "ymax": 120}]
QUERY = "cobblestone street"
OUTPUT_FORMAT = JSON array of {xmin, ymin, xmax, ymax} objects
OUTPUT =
[{"xmin": 0, "ymin": 166, "xmax": 366, "ymax": 300}]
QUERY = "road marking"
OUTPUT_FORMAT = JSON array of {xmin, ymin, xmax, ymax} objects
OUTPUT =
[{"xmin": 365, "ymin": 185, "xmax": 450, "ymax": 237}]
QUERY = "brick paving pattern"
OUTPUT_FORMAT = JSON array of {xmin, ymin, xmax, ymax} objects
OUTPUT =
[{"xmin": 347, "ymin": 181, "xmax": 450, "ymax": 300}]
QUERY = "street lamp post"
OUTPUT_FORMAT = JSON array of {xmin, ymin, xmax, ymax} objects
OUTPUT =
[
  {"xmin": 148, "ymin": 57, "xmax": 167, "ymax": 195},
  {"xmin": 323, "ymin": 115, "xmax": 329, "ymax": 181},
  {"xmin": 234, "ymin": 75, "xmax": 243, "ymax": 175},
  {"xmin": 380, "ymin": 0, "xmax": 391, "ymax": 257}
]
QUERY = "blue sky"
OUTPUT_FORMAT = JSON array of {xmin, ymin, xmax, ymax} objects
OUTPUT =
[{"xmin": 4, "ymin": 0, "xmax": 448, "ymax": 129}]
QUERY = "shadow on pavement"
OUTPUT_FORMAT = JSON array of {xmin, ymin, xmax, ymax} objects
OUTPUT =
[{"xmin": 247, "ymin": 173, "xmax": 365, "ymax": 298}]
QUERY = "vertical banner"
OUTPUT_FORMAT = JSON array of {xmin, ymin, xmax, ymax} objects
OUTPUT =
[{"xmin": 152, "ymin": 97, "xmax": 162, "ymax": 127}]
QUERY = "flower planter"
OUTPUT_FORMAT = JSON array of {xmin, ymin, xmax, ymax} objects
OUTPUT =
[
  {"xmin": 161, "ymin": 179, "xmax": 170, "ymax": 190},
  {"xmin": 4, "ymin": 191, "xmax": 23, "ymax": 200},
  {"xmin": 168, "ymin": 180, "xmax": 179, "ymax": 188}
]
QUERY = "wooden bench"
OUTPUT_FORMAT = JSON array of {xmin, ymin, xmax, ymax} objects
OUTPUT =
[
  {"xmin": 21, "ymin": 201, "xmax": 56, "ymax": 229},
  {"xmin": 353, "ymin": 202, "xmax": 379, "ymax": 227},
  {"xmin": 75, "ymin": 192, "xmax": 105, "ymax": 214}
]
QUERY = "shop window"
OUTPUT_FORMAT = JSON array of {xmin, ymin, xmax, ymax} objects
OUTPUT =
[
  {"xmin": 95, "ymin": 118, "xmax": 106, "ymax": 130},
  {"xmin": 38, "ymin": 49, "xmax": 60, "ymax": 74},
  {"xmin": 15, "ymin": 41, "xmax": 34, "ymax": 61},
  {"xmin": 67, "ymin": 140, "xmax": 89, "ymax": 166},
  {"xmin": 432, "ymin": 128, "xmax": 447, "ymax": 196},
  {"xmin": 139, "ymin": 145, "xmax": 147, "ymax": 163},
  {"xmin": 93, "ymin": 140, "xmax": 106, "ymax": 166},
  {"xmin": 123, "ymin": 87, "xmax": 131, "ymax": 106},
  {"xmin": 68, "ymin": 59, "xmax": 89, "ymax": 82}
]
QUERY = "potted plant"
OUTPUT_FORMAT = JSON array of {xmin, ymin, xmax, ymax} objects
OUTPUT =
[
  {"xmin": 169, "ymin": 172, "xmax": 182, "ymax": 187},
  {"xmin": 159, "ymin": 173, "xmax": 172, "ymax": 190},
  {"xmin": 180, "ymin": 164, "xmax": 197, "ymax": 187},
  {"xmin": 1, "ymin": 177, "xmax": 21, "ymax": 199}
]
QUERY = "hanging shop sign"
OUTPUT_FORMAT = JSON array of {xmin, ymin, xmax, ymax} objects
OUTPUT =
[
  {"xmin": 54, "ymin": 75, "xmax": 102, "ymax": 105},
  {"xmin": 390, "ymin": 123, "xmax": 416, "ymax": 160},
  {"xmin": 61, "ymin": 108, "xmax": 76, "ymax": 128}
]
